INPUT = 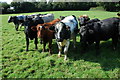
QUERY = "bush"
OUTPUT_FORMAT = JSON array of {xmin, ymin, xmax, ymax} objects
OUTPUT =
[{"xmin": 101, "ymin": 2, "xmax": 120, "ymax": 12}]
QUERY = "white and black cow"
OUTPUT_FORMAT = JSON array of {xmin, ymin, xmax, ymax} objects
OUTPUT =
[
  {"xmin": 8, "ymin": 15, "xmax": 26, "ymax": 31},
  {"xmin": 51, "ymin": 15, "xmax": 78, "ymax": 60},
  {"xmin": 78, "ymin": 15, "xmax": 90, "ymax": 26},
  {"xmin": 80, "ymin": 17, "xmax": 120, "ymax": 55}
]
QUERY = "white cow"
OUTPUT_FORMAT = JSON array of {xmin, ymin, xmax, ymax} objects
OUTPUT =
[{"xmin": 54, "ymin": 15, "xmax": 78, "ymax": 60}]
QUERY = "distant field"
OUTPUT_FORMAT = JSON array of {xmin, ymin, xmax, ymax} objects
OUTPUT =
[{"xmin": 1, "ymin": 11, "xmax": 120, "ymax": 78}]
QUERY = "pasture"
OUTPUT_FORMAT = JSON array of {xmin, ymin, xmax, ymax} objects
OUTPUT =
[{"xmin": 1, "ymin": 11, "xmax": 120, "ymax": 78}]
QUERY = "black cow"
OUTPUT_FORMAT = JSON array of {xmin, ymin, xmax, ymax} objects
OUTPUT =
[
  {"xmin": 8, "ymin": 15, "xmax": 26, "ymax": 31},
  {"xmin": 80, "ymin": 17, "xmax": 120, "ymax": 54},
  {"xmin": 24, "ymin": 16, "xmax": 44, "ymax": 51}
]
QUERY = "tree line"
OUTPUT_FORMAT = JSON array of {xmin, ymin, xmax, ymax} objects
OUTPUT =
[{"xmin": 0, "ymin": 2, "xmax": 120, "ymax": 14}]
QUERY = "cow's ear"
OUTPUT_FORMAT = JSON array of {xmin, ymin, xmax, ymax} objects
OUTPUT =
[
  {"xmin": 60, "ymin": 16, "xmax": 65, "ymax": 20},
  {"xmin": 89, "ymin": 29, "xmax": 94, "ymax": 34}
]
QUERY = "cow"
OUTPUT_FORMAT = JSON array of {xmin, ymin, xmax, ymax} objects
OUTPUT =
[
  {"xmin": 8, "ymin": 15, "xmax": 26, "ymax": 31},
  {"xmin": 38, "ymin": 13, "xmax": 54, "ymax": 23},
  {"xmin": 24, "ymin": 16, "xmax": 44, "ymax": 51},
  {"xmin": 51, "ymin": 15, "xmax": 78, "ymax": 60},
  {"xmin": 78, "ymin": 15, "xmax": 90, "ymax": 26},
  {"xmin": 80, "ymin": 17, "xmax": 120, "ymax": 55},
  {"xmin": 34, "ymin": 19, "xmax": 61, "ymax": 54}
]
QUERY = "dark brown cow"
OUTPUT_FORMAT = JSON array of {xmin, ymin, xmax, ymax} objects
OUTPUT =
[{"xmin": 33, "ymin": 19, "xmax": 61, "ymax": 54}]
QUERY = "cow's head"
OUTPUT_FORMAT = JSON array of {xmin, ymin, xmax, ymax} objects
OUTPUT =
[
  {"xmin": 78, "ymin": 15, "xmax": 90, "ymax": 26},
  {"xmin": 37, "ymin": 25, "xmax": 45, "ymax": 38},
  {"xmin": 53, "ymin": 22, "xmax": 71, "ymax": 42},
  {"xmin": 37, "ymin": 25, "xmax": 45, "ymax": 44},
  {"xmin": 79, "ymin": 23, "xmax": 94, "ymax": 42},
  {"xmin": 8, "ymin": 16, "xmax": 17, "ymax": 23}
]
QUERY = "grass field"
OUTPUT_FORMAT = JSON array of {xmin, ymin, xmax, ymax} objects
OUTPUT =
[{"xmin": 1, "ymin": 10, "xmax": 120, "ymax": 78}]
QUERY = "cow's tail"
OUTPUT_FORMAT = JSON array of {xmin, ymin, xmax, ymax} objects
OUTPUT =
[{"xmin": 118, "ymin": 19, "xmax": 120, "ymax": 40}]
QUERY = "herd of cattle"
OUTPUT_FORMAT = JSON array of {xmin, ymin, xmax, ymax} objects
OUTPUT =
[{"xmin": 8, "ymin": 13, "xmax": 120, "ymax": 60}]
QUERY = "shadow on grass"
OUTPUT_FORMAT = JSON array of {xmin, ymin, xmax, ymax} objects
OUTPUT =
[{"xmin": 67, "ymin": 40, "xmax": 120, "ymax": 71}]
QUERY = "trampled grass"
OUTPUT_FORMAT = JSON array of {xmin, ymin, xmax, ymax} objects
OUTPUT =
[{"xmin": 1, "ymin": 10, "xmax": 120, "ymax": 78}]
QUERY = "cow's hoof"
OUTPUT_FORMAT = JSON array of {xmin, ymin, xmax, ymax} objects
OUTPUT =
[
  {"xmin": 58, "ymin": 54, "xmax": 61, "ymax": 58},
  {"xmin": 49, "ymin": 53, "xmax": 52, "ymax": 56},
  {"xmin": 64, "ymin": 58, "xmax": 67, "ymax": 61},
  {"xmin": 113, "ymin": 47, "xmax": 116, "ymax": 51},
  {"xmin": 42, "ymin": 49, "xmax": 46, "ymax": 52},
  {"xmin": 73, "ymin": 45, "xmax": 76, "ymax": 49},
  {"xmin": 35, "ymin": 49, "xmax": 38, "ymax": 51},
  {"xmin": 26, "ymin": 49, "xmax": 28, "ymax": 52},
  {"xmin": 49, "ymin": 51, "xmax": 52, "ymax": 55}
]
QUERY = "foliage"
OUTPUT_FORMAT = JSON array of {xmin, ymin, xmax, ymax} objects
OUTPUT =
[
  {"xmin": 1, "ymin": 2, "xmax": 120, "ymax": 14},
  {"xmin": 0, "ymin": 2, "xmax": 10, "ymax": 14},
  {"xmin": 99, "ymin": 2, "xmax": 120, "ymax": 12}
]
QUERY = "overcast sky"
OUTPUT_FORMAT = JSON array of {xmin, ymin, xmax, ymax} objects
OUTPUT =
[{"xmin": 0, "ymin": 0, "xmax": 13, "ymax": 4}]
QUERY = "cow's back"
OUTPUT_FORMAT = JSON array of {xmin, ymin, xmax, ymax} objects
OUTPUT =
[{"xmin": 40, "ymin": 14, "xmax": 54, "ymax": 23}]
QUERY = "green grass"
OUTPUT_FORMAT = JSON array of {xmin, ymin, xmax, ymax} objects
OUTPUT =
[{"xmin": 1, "ymin": 10, "xmax": 120, "ymax": 78}]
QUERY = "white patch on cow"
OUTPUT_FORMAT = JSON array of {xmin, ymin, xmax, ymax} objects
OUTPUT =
[
  {"xmin": 56, "ymin": 23, "xmax": 62, "ymax": 39},
  {"xmin": 61, "ymin": 16, "xmax": 78, "ymax": 34},
  {"xmin": 39, "ymin": 26, "xmax": 43, "ymax": 28}
]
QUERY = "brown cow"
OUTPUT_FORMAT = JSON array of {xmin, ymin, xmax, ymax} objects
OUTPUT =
[{"xmin": 35, "ymin": 19, "xmax": 61, "ymax": 54}]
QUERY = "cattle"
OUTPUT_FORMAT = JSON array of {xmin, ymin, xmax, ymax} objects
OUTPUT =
[
  {"xmin": 78, "ymin": 15, "xmax": 90, "ymax": 26},
  {"xmin": 8, "ymin": 15, "xmax": 26, "ymax": 31},
  {"xmin": 51, "ymin": 15, "xmax": 78, "ymax": 60},
  {"xmin": 80, "ymin": 17, "xmax": 120, "ymax": 55},
  {"xmin": 24, "ymin": 16, "xmax": 44, "ymax": 51},
  {"xmin": 38, "ymin": 13, "xmax": 54, "ymax": 23},
  {"xmin": 34, "ymin": 19, "xmax": 61, "ymax": 54}
]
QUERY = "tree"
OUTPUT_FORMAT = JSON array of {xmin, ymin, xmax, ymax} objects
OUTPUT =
[
  {"xmin": 100, "ymin": 2, "xmax": 120, "ymax": 12},
  {"xmin": 0, "ymin": 2, "xmax": 10, "ymax": 14}
]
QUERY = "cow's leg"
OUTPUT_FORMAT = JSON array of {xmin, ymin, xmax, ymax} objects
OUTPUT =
[
  {"xmin": 112, "ymin": 36, "xmax": 118, "ymax": 50},
  {"xmin": 15, "ymin": 24, "xmax": 19, "ymax": 31},
  {"xmin": 20, "ymin": 24, "xmax": 23, "ymax": 29},
  {"xmin": 95, "ymin": 41, "xmax": 100, "ymax": 55},
  {"xmin": 81, "ymin": 42, "xmax": 88, "ymax": 53},
  {"xmin": 64, "ymin": 41, "xmax": 70, "ymax": 60},
  {"xmin": 34, "ymin": 37, "xmax": 38, "ymax": 50},
  {"xmin": 72, "ymin": 33, "xmax": 76, "ymax": 48},
  {"xmin": 48, "ymin": 40, "xmax": 52, "ymax": 55},
  {"xmin": 73, "ymin": 35, "xmax": 76, "ymax": 48},
  {"xmin": 42, "ymin": 42, "xmax": 46, "ymax": 52},
  {"xmin": 57, "ymin": 42, "xmax": 62, "ymax": 58},
  {"xmin": 26, "ymin": 37, "xmax": 29, "ymax": 51}
]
